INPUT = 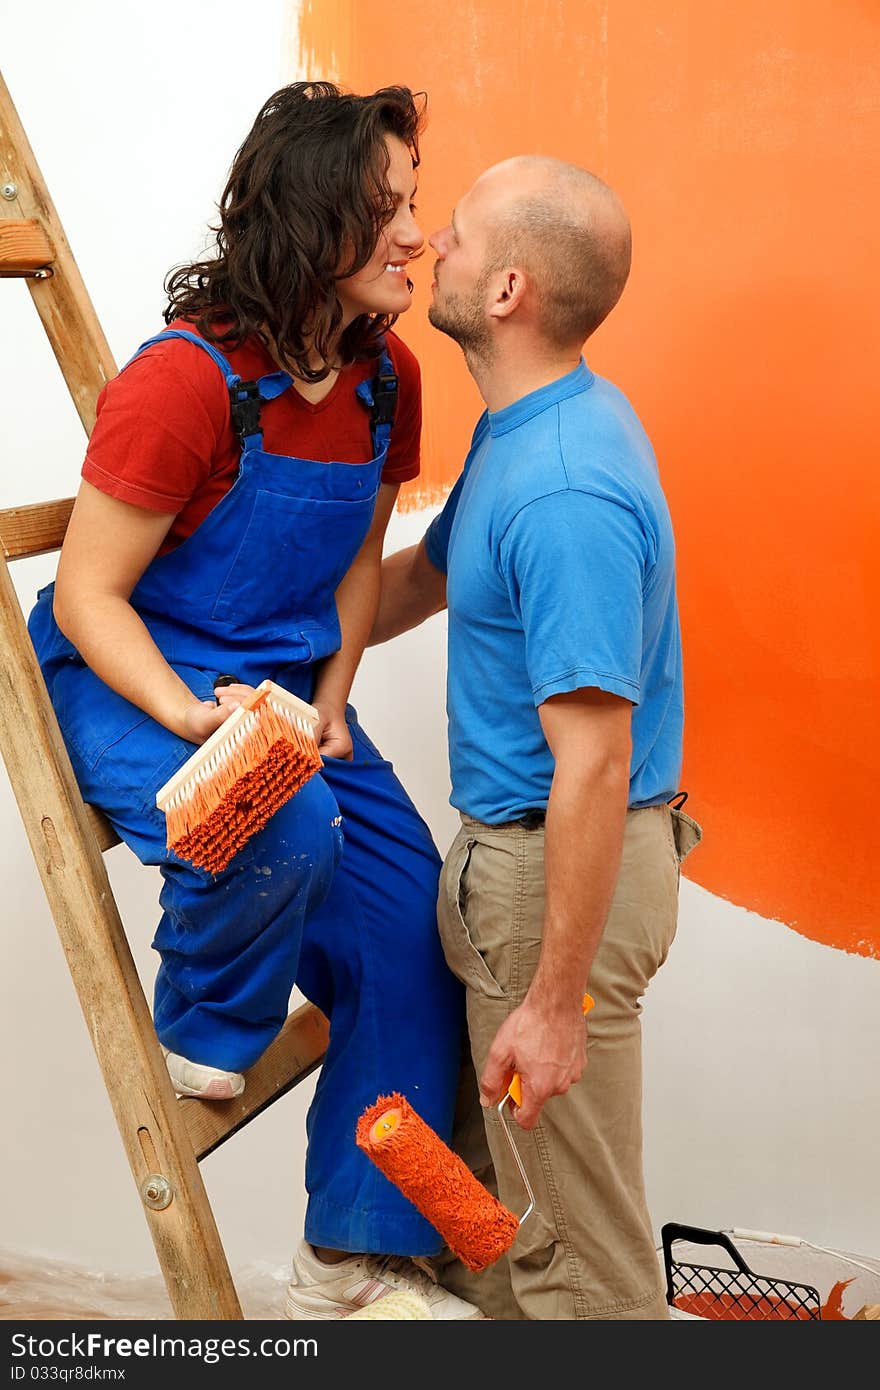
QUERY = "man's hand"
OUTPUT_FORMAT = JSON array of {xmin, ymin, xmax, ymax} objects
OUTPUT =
[
  {"xmin": 478, "ymin": 995, "xmax": 588, "ymax": 1131},
  {"xmin": 314, "ymin": 700, "xmax": 353, "ymax": 760}
]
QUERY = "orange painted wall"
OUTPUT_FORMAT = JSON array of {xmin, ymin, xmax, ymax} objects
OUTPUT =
[{"xmin": 294, "ymin": 0, "xmax": 880, "ymax": 959}]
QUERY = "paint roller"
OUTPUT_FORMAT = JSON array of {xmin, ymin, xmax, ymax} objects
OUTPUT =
[{"xmin": 356, "ymin": 993, "xmax": 594, "ymax": 1273}]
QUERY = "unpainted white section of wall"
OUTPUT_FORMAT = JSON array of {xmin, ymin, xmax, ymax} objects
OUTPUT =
[{"xmin": 1, "ymin": 0, "xmax": 877, "ymax": 1283}]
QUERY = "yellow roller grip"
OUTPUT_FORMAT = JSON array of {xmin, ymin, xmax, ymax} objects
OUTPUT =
[{"xmin": 506, "ymin": 992, "xmax": 594, "ymax": 1108}]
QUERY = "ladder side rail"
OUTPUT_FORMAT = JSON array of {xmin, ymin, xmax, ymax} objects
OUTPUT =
[
  {"xmin": 0, "ymin": 551, "xmax": 243, "ymax": 1319},
  {"xmin": 0, "ymin": 70, "xmax": 116, "ymax": 431}
]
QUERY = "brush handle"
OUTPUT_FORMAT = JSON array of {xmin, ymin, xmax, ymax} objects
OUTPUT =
[{"xmin": 506, "ymin": 992, "xmax": 595, "ymax": 1108}]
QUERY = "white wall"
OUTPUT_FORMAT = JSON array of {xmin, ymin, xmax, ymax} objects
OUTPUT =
[{"xmin": 1, "ymin": 0, "xmax": 878, "ymax": 1299}]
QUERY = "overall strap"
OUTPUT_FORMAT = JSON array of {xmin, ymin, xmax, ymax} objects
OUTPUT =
[
  {"xmin": 355, "ymin": 345, "xmax": 398, "ymax": 457},
  {"xmin": 125, "ymin": 328, "xmax": 239, "ymax": 381},
  {"xmin": 124, "ymin": 329, "xmax": 293, "ymax": 452},
  {"xmin": 227, "ymin": 370, "xmax": 292, "ymax": 450}
]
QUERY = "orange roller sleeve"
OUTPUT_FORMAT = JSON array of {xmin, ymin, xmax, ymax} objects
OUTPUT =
[{"xmin": 356, "ymin": 1092, "xmax": 520, "ymax": 1273}]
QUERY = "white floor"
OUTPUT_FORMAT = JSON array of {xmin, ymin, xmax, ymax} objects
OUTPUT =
[{"xmin": 3, "ymin": 1237, "xmax": 878, "ymax": 1321}]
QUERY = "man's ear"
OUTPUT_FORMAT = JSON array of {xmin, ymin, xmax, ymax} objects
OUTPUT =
[{"xmin": 488, "ymin": 266, "xmax": 528, "ymax": 320}]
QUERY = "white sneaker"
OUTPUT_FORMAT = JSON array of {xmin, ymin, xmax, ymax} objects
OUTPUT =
[
  {"xmin": 345, "ymin": 1290, "xmax": 433, "ymax": 1320},
  {"xmin": 161, "ymin": 1046, "xmax": 245, "ymax": 1100},
  {"xmin": 284, "ymin": 1240, "xmax": 484, "ymax": 1320}
]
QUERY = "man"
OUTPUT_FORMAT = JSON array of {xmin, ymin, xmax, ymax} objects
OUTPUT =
[{"xmin": 371, "ymin": 157, "xmax": 701, "ymax": 1320}]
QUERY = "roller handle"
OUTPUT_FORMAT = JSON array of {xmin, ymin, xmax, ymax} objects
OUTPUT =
[{"xmin": 506, "ymin": 993, "xmax": 595, "ymax": 1108}]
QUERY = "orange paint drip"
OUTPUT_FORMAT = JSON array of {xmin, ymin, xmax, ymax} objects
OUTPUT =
[
  {"xmin": 166, "ymin": 704, "xmax": 322, "ymax": 875},
  {"xmin": 820, "ymin": 1279, "xmax": 854, "ymax": 1320},
  {"xmin": 356, "ymin": 1093, "xmax": 520, "ymax": 1273}
]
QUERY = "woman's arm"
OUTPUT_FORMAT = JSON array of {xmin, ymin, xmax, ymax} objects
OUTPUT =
[
  {"xmin": 310, "ymin": 481, "xmax": 400, "ymax": 757},
  {"xmin": 53, "ymin": 481, "xmax": 240, "ymax": 744}
]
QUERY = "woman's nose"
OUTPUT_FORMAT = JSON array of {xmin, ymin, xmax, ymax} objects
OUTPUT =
[{"xmin": 398, "ymin": 211, "xmax": 424, "ymax": 254}]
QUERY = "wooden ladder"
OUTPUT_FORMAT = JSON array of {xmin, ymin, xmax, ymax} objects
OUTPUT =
[{"xmin": 0, "ymin": 71, "xmax": 329, "ymax": 1320}]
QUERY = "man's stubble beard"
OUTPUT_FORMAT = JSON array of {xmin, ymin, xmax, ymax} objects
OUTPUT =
[{"xmin": 427, "ymin": 281, "xmax": 495, "ymax": 364}]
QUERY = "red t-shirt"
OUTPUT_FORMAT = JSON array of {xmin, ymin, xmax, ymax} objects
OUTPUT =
[{"xmin": 82, "ymin": 326, "xmax": 421, "ymax": 555}]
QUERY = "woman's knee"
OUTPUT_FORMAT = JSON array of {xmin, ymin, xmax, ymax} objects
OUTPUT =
[{"xmin": 232, "ymin": 777, "xmax": 344, "ymax": 913}]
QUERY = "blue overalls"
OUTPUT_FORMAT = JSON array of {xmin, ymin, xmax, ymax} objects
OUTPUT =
[{"xmin": 28, "ymin": 330, "xmax": 464, "ymax": 1255}]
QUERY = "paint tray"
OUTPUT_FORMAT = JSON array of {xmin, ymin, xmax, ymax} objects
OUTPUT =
[{"xmin": 662, "ymin": 1224, "xmax": 822, "ymax": 1320}]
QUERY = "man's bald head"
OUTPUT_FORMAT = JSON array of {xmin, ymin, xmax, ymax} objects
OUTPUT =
[{"xmin": 474, "ymin": 157, "xmax": 632, "ymax": 347}]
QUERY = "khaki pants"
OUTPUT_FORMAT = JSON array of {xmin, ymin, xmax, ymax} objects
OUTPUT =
[{"xmin": 432, "ymin": 803, "xmax": 701, "ymax": 1320}]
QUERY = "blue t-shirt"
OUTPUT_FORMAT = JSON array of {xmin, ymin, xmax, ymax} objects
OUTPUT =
[{"xmin": 425, "ymin": 360, "xmax": 683, "ymax": 823}]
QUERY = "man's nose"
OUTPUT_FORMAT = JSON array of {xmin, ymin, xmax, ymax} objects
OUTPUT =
[{"xmin": 428, "ymin": 229, "xmax": 445, "ymax": 255}]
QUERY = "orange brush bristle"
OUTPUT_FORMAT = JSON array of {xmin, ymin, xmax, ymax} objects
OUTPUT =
[
  {"xmin": 156, "ymin": 681, "xmax": 322, "ymax": 876},
  {"xmin": 356, "ymin": 1092, "xmax": 520, "ymax": 1273}
]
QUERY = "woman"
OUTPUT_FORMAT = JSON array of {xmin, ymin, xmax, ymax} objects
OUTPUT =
[{"xmin": 28, "ymin": 81, "xmax": 478, "ymax": 1319}]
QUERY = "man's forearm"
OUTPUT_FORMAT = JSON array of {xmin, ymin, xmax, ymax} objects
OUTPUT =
[
  {"xmin": 474, "ymin": 690, "xmax": 632, "ymax": 1123},
  {"xmin": 369, "ymin": 541, "xmax": 446, "ymax": 645},
  {"xmin": 529, "ymin": 754, "xmax": 630, "ymax": 1010}
]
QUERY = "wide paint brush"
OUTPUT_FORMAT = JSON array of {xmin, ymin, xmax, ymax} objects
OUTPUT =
[{"xmin": 156, "ymin": 679, "xmax": 322, "ymax": 875}]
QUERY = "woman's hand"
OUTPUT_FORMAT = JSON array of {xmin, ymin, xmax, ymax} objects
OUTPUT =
[
  {"xmin": 314, "ymin": 700, "xmax": 353, "ymax": 760},
  {"xmin": 180, "ymin": 682, "xmax": 257, "ymax": 746}
]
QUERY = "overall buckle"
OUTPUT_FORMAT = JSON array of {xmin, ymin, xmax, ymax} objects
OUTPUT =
[
  {"xmin": 370, "ymin": 371, "xmax": 398, "ymax": 427},
  {"xmin": 229, "ymin": 379, "xmax": 262, "ymax": 439}
]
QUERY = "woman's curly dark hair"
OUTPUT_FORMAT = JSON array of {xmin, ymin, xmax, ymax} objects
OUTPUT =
[{"xmin": 164, "ymin": 81, "xmax": 424, "ymax": 381}]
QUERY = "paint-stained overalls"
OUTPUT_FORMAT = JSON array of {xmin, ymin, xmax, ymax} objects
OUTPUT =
[{"xmin": 28, "ymin": 330, "xmax": 464, "ymax": 1255}]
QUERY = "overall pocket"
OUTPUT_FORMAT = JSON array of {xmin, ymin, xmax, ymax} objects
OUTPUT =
[{"xmin": 211, "ymin": 489, "xmax": 375, "ymax": 626}]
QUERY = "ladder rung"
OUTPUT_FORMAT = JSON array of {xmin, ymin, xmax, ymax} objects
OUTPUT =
[
  {"xmin": 84, "ymin": 802, "xmax": 121, "ymax": 852},
  {"xmin": 0, "ymin": 217, "xmax": 54, "ymax": 273},
  {"xmin": 180, "ymin": 1002, "xmax": 330, "ymax": 1161},
  {"xmin": 0, "ymin": 497, "xmax": 74, "ymax": 559}
]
